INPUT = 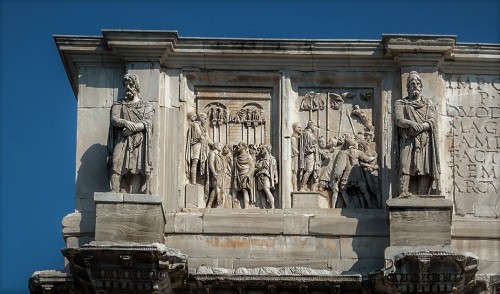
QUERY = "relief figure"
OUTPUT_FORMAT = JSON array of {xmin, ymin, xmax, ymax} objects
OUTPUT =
[
  {"xmin": 255, "ymin": 145, "xmax": 278, "ymax": 209},
  {"xmin": 395, "ymin": 71, "xmax": 440, "ymax": 197},
  {"xmin": 336, "ymin": 136, "xmax": 376, "ymax": 208},
  {"xmin": 358, "ymin": 131, "xmax": 381, "ymax": 207},
  {"xmin": 298, "ymin": 120, "xmax": 320, "ymax": 191},
  {"xmin": 318, "ymin": 137, "xmax": 342, "ymax": 207},
  {"xmin": 206, "ymin": 143, "xmax": 224, "ymax": 208},
  {"xmin": 221, "ymin": 144, "xmax": 234, "ymax": 208},
  {"xmin": 185, "ymin": 112, "xmax": 212, "ymax": 184},
  {"xmin": 108, "ymin": 74, "xmax": 154, "ymax": 194},
  {"xmin": 290, "ymin": 123, "xmax": 302, "ymax": 191},
  {"xmin": 233, "ymin": 142, "xmax": 255, "ymax": 209}
]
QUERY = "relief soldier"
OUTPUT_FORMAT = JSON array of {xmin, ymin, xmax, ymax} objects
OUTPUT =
[
  {"xmin": 336, "ymin": 136, "xmax": 376, "ymax": 208},
  {"xmin": 206, "ymin": 143, "xmax": 224, "ymax": 208},
  {"xmin": 255, "ymin": 145, "xmax": 278, "ymax": 209},
  {"xmin": 291, "ymin": 123, "xmax": 302, "ymax": 191},
  {"xmin": 233, "ymin": 142, "xmax": 255, "ymax": 209},
  {"xmin": 221, "ymin": 144, "xmax": 234, "ymax": 208},
  {"xmin": 299, "ymin": 120, "xmax": 319, "ymax": 191},
  {"xmin": 185, "ymin": 112, "xmax": 212, "ymax": 184}
]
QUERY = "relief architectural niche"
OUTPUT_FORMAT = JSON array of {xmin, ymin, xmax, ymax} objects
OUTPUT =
[
  {"xmin": 291, "ymin": 89, "xmax": 381, "ymax": 209},
  {"xmin": 108, "ymin": 73, "xmax": 154, "ymax": 194}
]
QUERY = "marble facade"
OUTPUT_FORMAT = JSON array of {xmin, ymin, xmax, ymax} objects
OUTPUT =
[{"xmin": 29, "ymin": 31, "xmax": 500, "ymax": 293}]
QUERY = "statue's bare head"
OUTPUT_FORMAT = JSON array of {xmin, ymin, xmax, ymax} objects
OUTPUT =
[
  {"xmin": 123, "ymin": 74, "xmax": 140, "ymax": 100},
  {"xmin": 237, "ymin": 141, "xmax": 248, "ymax": 152},
  {"xmin": 406, "ymin": 71, "xmax": 423, "ymax": 100},
  {"xmin": 306, "ymin": 120, "xmax": 316, "ymax": 130},
  {"xmin": 261, "ymin": 144, "xmax": 272, "ymax": 155},
  {"xmin": 318, "ymin": 136, "xmax": 327, "ymax": 149},
  {"xmin": 328, "ymin": 137, "xmax": 339, "ymax": 148},
  {"xmin": 198, "ymin": 113, "xmax": 209, "ymax": 125},
  {"xmin": 222, "ymin": 144, "xmax": 232, "ymax": 155},
  {"xmin": 212, "ymin": 142, "xmax": 222, "ymax": 151},
  {"xmin": 187, "ymin": 112, "xmax": 197, "ymax": 122},
  {"xmin": 345, "ymin": 137, "xmax": 358, "ymax": 149},
  {"xmin": 292, "ymin": 122, "xmax": 302, "ymax": 135}
]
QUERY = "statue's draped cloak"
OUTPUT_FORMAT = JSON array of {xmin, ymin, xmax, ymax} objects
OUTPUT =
[
  {"xmin": 395, "ymin": 97, "xmax": 440, "ymax": 190},
  {"xmin": 233, "ymin": 150, "xmax": 255, "ymax": 199},
  {"xmin": 185, "ymin": 121, "xmax": 209, "ymax": 177},
  {"xmin": 256, "ymin": 155, "xmax": 278, "ymax": 190},
  {"xmin": 107, "ymin": 99, "xmax": 154, "ymax": 192},
  {"xmin": 298, "ymin": 127, "xmax": 319, "ymax": 179}
]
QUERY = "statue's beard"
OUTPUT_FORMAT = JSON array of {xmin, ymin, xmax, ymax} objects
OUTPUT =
[
  {"xmin": 411, "ymin": 89, "xmax": 421, "ymax": 98},
  {"xmin": 125, "ymin": 89, "xmax": 136, "ymax": 100}
]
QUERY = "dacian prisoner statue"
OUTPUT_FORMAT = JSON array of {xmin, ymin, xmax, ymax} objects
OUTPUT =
[
  {"xmin": 108, "ymin": 73, "xmax": 154, "ymax": 194},
  {"xmin": 395, "ymin": 71, "xmax": 440, "ymax": 197}
]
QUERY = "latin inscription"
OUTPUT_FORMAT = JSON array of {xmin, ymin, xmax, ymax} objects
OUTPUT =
[{"xmin": 446, "ymin": 75, "xmax": 500, "ymax": 217}]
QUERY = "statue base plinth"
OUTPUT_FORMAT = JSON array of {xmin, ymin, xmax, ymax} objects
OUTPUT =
[
  {"xmin": 94, "ymin": 192, "xmax": 165, "ymax": 243},
  {"xmin": 292, "ymin": 191, "xmax": 329, "ymax": 208},
  {"xmin": 185, "ymin": 184, "xmax": 205, "ymax": 208},
  {"xmin": 378, "ymin": 196, "xmax": 484, "ymax": 293},
  {"xmin": 386, "ymin": 196, "xmax": 452, "ymax": 247}
]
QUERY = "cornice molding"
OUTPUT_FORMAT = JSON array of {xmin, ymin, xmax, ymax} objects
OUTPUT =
[{"xmin": 54, "ymin": 30, "xmax": 500, "ymax": 98}]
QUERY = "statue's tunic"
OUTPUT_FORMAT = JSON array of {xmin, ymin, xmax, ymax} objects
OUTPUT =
[
  {"xmin": 395, "ymin": 97, "xmax": 440, "ymax": 189},
  {"xmin": 233, "ymin": 150, "xmax": 255, "ymax": 192},
  {"xmin": 185, "ymin": 121, "xmax": 209, "ymax": 175},
  {"xmin": 108, "ymin": 100, "xmax": 154, "ymax": 185},
  {"xmin": 299, "ymin": 127, "xmax": 319, "ymax": 177},
  {"xmin": 256, "ymin": 155, "xmax": 278, "ymax": 190}
]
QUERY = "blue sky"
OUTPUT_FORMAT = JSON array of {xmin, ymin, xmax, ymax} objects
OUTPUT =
[{"xmin": 1, "ymin": 0, "xmax": 499, "ymax": 292}]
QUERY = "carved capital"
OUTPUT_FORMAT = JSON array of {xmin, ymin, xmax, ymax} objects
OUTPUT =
[{"xmin": 63, "ymin": 242, "xmax": 188, "ymax": 293}]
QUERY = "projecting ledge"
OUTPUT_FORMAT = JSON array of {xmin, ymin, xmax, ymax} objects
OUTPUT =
[{"xmin": 166, "ymin": 208, "xmax": 388, "ymax": 236}]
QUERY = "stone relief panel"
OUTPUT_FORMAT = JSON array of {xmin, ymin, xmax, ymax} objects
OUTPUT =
[
  {"xmin": 291, "ymin": 87, "xmax": 381, "ymax": 209},
  {"xmin": 445, "ymin": 74, "xmax": 500, "ymax": 218},
  {"xmin": 185, "ymin": 87, "xmax": 278, "ymax": 209}
]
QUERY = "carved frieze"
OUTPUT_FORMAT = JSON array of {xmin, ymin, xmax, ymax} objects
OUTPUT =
[
  {"xmin": 191, "ymin": 266, "xmax": 362, "ymax": 292},
  {"xmin": 186, "ymin": 87, "xmax": 278, "ymax": 209},
  {"xmin": 292, "ymin": 88, "xmax": 380, "ymax": 209}
]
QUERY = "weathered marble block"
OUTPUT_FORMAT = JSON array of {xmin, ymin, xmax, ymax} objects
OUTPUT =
[
  {"xmin": 185, "ymin": 184, "xmax": 205, "ymax": 208},
  {"xmin": 292, "ymin": 192, "xmax": 329, "ymax": 208},
  {"xmin": 386, "ymin": 196, "xmax": 452, "ymax": 246},
  {"xmin": 94, "ymin": 192, "xmax": 165, "ymax": 243}
]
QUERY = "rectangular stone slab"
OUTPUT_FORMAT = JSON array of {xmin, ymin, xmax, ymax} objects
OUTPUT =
[
  {"xmin": 386, "ymin": 197, "xmax": 452, "ymax": 246},
  {"xmin": 292, "ymin": 192, "xmax": 329, "ymax": 208},
  {"xmin": 94, "ymin": 192, "xmax": 165, "ymax": 243}
]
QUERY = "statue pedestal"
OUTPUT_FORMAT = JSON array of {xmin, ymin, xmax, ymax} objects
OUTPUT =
[
  {"xmin": 377, "ymin": 196, "xmax": 481, "ymax": 293},
  {"xmin": 185, "ymin": 184, "xmax": 205, "ymax": 208},
  {"xmin": 291, "ymin": 191, "xmax": 329, "ymax": 208},
  {"xmin": 94, "ymin": 192, "xmax": 165, "ymax": 243},
  {"xmin": 386, "ymin": 196, "xmax": 451, "ymax": 246}
]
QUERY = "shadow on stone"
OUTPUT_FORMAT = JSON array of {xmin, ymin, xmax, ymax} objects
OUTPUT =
[{"xmin": 75, "ymin": 143, "xmax": 109, "ymax": 241}]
